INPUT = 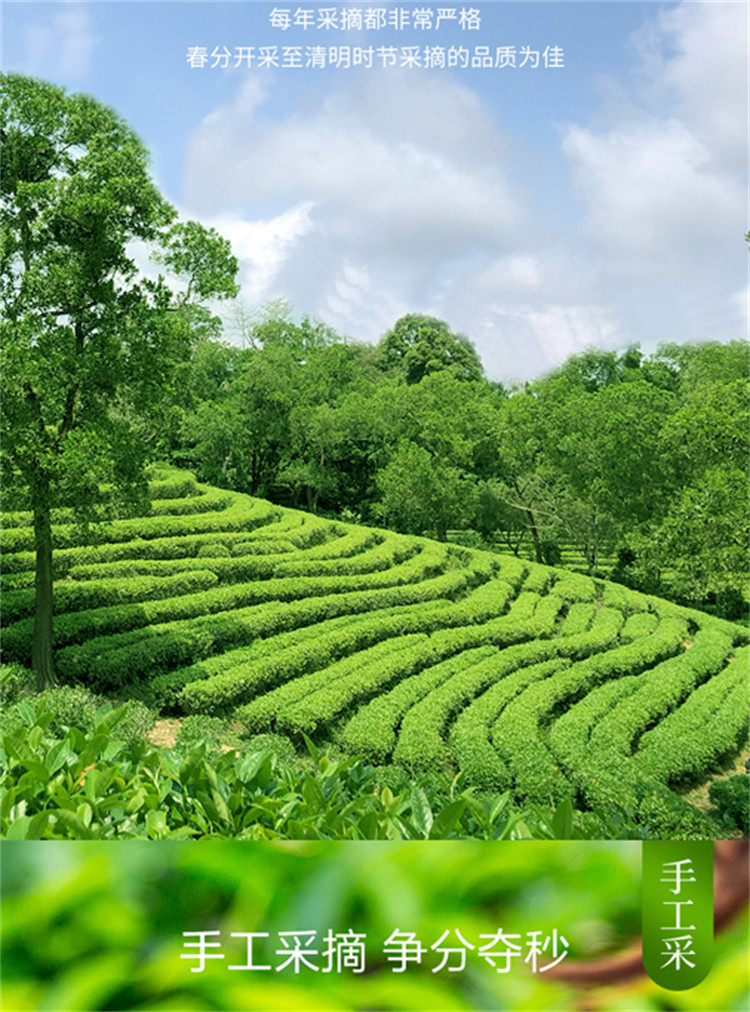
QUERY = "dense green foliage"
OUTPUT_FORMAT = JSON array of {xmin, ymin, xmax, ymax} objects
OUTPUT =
[
  {"xmin": 1, "ymin": 75, "xmax": 747, "ymax": 848},
  {"xmin": 2, "ymin": 692, "xmax": 623, "ymax": 841},
  {"xmin": 2, "ymin": 470, "xmax": 746, "ymax": 840},
  {"xmin": 161, "ymin": 305, "xmax": 749, "ymax": 617},
  {"xmin": 0, "ymin": 73, "xmax": 238, "ymax": 689},
  {"xmin": 708, "ymin": 775, "xmax": 750, "ymax": 834},
  {"xmin": 5, "ymin": 839, "xmax": 747, "ymax": 1012}
]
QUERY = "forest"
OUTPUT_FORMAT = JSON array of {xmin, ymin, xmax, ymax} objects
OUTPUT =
[{"xmin": 164, "ymin": 301, "xmax": 750, "ymax": 621}]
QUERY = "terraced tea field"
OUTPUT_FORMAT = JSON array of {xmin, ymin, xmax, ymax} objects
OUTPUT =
[{"xmin": 2, "ymin": 469, "xmax": 747, "ymax": 836}]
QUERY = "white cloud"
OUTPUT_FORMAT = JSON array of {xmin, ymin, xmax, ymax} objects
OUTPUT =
[
  {"xmin": 21, "ymin": 4, "xmax": 96, "ymax": 82},
  {"xmin": 561, "ymin": 2, "xmax": 745, "ymax": 278},
  {"xmin": 184, "ymin": 69, "xmax": 530, "ymax": 349},
  {"xmin": 321, "ymin": 261, "xmax": 410, "ymax": 339},
  {"xmin": 451, "ymin": 302, "xmax": 623, "ymax": 384},
  {"xmin": 185, "ymin": 70, "xmax": 519, "ymax": 261},
  {"xmin": 473, "ymin": 255, "xmax": 542, "ymax": 294},
  {"xmin": 730, "ymin": 286, "xmax": 749, "ymax": 340},
  {"xmin": 183, "ymin": 2, "xmax": 746, "ymax": 381},
  {"xmin": 562, "ymin": 116, "xmax": 740, "ymax": 269},
  {"xmin": 633, "ymin": 2, "xmax": 747, "ymax": 173},
  {"xmin": 558, "ymin": 1, "xmax": 746, "ymax": 358},
  {"xmin": 203, "ymin": 203, "xmax": 315, "ymax": 303}
]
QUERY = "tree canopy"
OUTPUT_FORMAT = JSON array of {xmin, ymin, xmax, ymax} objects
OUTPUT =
[
  {"xmin": 377, "ymin": 313, "xmax": 484, "ymax": 384},
  {"xmin": 0, "ymin": 74, "xmax": 238, "ymax": 686}
]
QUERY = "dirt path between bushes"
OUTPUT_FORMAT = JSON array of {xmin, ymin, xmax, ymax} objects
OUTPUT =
[{"xmin": 146, "ymin": 718, "xmax": 182, "ymax": 748}]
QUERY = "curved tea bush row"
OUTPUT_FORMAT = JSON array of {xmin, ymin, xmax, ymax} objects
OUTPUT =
[
  {"xmin": 387, "ymin": 595, "xmax": 590, "ymax": 774},
  {"xmin": 601, "ymin": 581, "xmax": 652, "ymax": 614},
  {"xmin": 551, "ymin": 572, "xmax": 597, "ymax": 602},
  {"xmin": 55, "ymin": 567, "xmax": 485, "ymax": 689},
  {"xmin": 146, "ymin": 473, "xmax": 200, "ymax": 500},
  {"xmin": 2, "ymin": 541, "xmax": 456, "ymax": 658},
  {"xmin": 585, "ymin": 627, "xmax": 733, "ymax": 760},
  {"xmin": 507, "ymin": 592, "xmax": 541, "ymax": 622},
  {"xmin": 540, "ymin": 617, "xmax": 689, "ymax": 771},
  {"xmin": 66, "ymin": 550, "xmax": 294, "ymax": 583},
  {"xmin": 338, "ymin": 646, "xmax": 498, "ymax": 762},
  {"xmin": 178, "ymin": 571, "xmax": 512, "ymax": 716},
  {"xmin": 274, "ymin": 615, "xmax": 563, "ymax": 739},
  {"xmin": 634, "ymin": 646, "xmax": 749, "ymax": 784},
  {"xmin": 154, "ymin": 569, "xmax": 517, "ymax": 712},
  {"xmin": 39, "ymin": 535, "xmax": 416, "ymax": 606},
  {"xmin": 226, "ymin": 539, "xmax": 297, "ymax": 556},
  {"xmin": 180, "ymin": 606, "xmax": 455, "ymax": 716},
  {"xmin": 447, "ymin": 607, "xmax": 626, "ymax": 790},
  {"xmin": 490, "ymin": 615, "xmax": 687, "ymax": 801},
  {"xmin": 619, "ymin": 611, "xmax": 659, "ymax": 643},
  {"xmin": 272, "ymin": 527, "xmax": 374, "ymax": 560},
  {"xmin": 2, "ymin": 527, "xmax": 292, "ymax": 576},
  {"xmin": 1, "ymin": 483, "xmax": 206, "ymax": 529},
  {"xmin": 452, "ymin": 657, "xmax": 575, "ymax": 792},
  {"xmin": 518, "ymin": 563, "xmax": 555, "ymax": 594},
  {"xmin": 62, "ymin": 531, "xmax": 381, "ymax": 585},
  {"xmin": 1, "ymin": 569, "xmax": 220, "ymax": 624},
  {"xmin": 0, "ymin": 491, "xmax": 279, "ymax": 554},
  {"xmin": 5, "ymin": 471, "xmax": 745, "ymax": 839},
  {"xmin": 404, "ymin": 649, "xmax": 571, "ymax": 777},
  {"xmin": 260, "ymin": 635, "xmax": 435, "ymax": 736},
  {"xmin": 559, "ymin": 602, "xmax": 596, "ymax": 636},
  {"xmin": 151, "ymin": 601, "xmax": 456, "ymax": 711},
  {"xmin": 272, "ymin": 536, "xmax": 416, "ymax": 577},
  {"xmin": 543, "ymin": 629, "xmax": 748, "ymax": 832},
  {"xmin": 145, "ymin": 490, "xmax": 234, "ymax": 517}
]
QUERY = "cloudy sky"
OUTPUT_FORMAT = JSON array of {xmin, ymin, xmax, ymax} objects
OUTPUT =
[{"xmin": 4, "ymin": 1, "xmax": 747, "ymax": 381}]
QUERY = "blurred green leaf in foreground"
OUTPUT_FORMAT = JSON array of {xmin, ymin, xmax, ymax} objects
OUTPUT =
[{"xmin": 1, "ymin": 841, "xmax": 748, "ymax": 1011}]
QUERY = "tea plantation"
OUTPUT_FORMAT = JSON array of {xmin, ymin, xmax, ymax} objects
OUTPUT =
[{"xmin": 2, "ymin": 468, "xmax": 747, "ymax": 838}]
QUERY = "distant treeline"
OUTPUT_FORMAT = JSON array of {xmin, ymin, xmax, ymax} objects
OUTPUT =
[{"xmin": 165, "ymin": 302, "xmax": 748, "ymax": 617}]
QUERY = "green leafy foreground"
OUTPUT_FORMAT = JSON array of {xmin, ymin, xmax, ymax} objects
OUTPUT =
[{"xmin": 1, "ymin": 695, "xmax": 645, "ymax": 842}]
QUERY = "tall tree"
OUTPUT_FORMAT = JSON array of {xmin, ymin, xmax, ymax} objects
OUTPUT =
[
  {"xmin": 183, "ymin": 346, "xmax": 296, "ymax": 495},
  {"xmin": 0, "ymin": 74, "xmax": 238, "ymax": 688},
  {"xmin": 375, "ymin": 439, "xmax": 475, "ymax": 541},
  {"xmin": 377, "ymin": 313, "xmax": 484, "ymax": 385}
]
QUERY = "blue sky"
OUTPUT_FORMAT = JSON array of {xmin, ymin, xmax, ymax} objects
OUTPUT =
[{"xmin": 3, "ymin": 1, "xmax": 747, "ymax": 380}]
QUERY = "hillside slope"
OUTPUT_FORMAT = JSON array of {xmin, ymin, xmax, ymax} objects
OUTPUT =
[{"xmin": 2, "ymin": 467, "xmax": 747, "ymax": 836}]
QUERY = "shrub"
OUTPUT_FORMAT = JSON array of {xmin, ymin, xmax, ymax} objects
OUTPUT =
[
  {"xmin": 0, "ymin": 701, "xmax": 536, "ymax": 840},
  {"xmin": 634, "ymin": 649, "xmax": 749, "ymax": 786},
  {"xmin": 619, "ymin": 611, "xmax": 659, "ymax": 643},
  {"xmin": 340, "ymin": 646, "xmax": 496, "ymax": 763},
  {"xmin": 197, "ymin": 543, "xmax": 231, "ymax": 558},
  {"xmin": 36, "ymin": 685, "xmax": 103, "ymax": 735},
  {"xmin": 540, "ymin": 541, "xmax": 562, "ymax": 566},
  {"xmin": 714, "ymin": 586, "xmax": 747, "ymax": 621},
  {"xmin": 708, "ymin": 775, "xmax": 750, "ymax": 834},
  {"xmin": 113, "ymin": 699, "xmax": 156, "ymax": 748},
  {"xmin": 0, "ymin": 664, "xmax": 34, "ymax": 707},
  {"xmin": 0, "ymin": 685, "xmax": 154, "ymax": 750},
  {"xmin": 559, "ymin": 602, "xmax": 595, "ymax": 636},
  {"xmin": 241, "ymin": 733, "xmax": 296, "ymax": 764},
  {"xmin": 2, "ymin": 569, "xmax": 219, "ymax": 623},
  {"xmin": 174, "ymin": 715, "xmax": 227, "ymax": 753},
  {"xmin": 147, "ymin": 476, "xmax": 199, "ymax": 499}
]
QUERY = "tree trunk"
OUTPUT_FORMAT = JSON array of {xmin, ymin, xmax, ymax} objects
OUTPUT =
[
  {"xmin": 31, "ymin": 472, "xmax": 56, "ymax": 691},
  {"xmin": 512, "ymin": 478, "xmax": 543, "ymax": 563},
  {"xmin": 528, "ymin": 513, "xmax": 543, "ymax": 564}
]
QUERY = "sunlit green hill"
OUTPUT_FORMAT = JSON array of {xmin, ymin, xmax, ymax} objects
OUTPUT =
[{"xmin": 2, "ymin": 467, "xmax": 747, "ymax": 837}]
